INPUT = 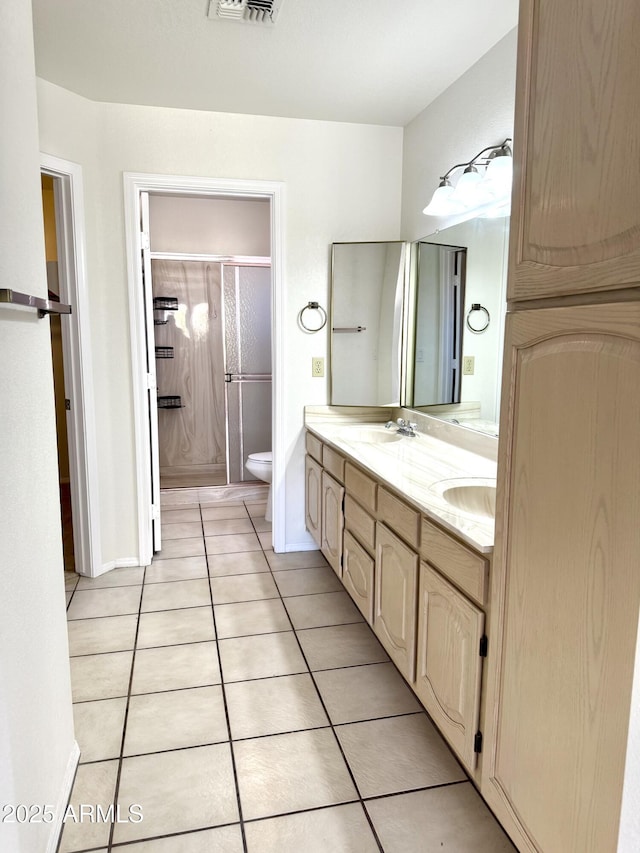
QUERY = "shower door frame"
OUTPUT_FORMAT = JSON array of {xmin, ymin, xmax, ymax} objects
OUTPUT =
[{"xmin": 124, "ymin": 173, "xmax": 285, "ymax": 564}]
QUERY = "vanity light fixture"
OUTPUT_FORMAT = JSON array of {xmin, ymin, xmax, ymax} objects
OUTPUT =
[{"xmin": 423, "ymin": 139, "xmax": 513, "ymax": 217}]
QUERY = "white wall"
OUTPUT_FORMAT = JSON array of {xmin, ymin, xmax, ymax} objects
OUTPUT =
[
  {"xmin": 401, "ymin": 28, "xmax": 518, "ymax": 241},
  {"xmin": 37, "ymin": 80, "xmax": 403, "ymax": 557},
  {"xmin": 0, "ymin": 2, "xmax": 76, "ymax": 851},
  {"xmin": 149, "ymin": 195, "xmax": 271, "ymax": 256}
]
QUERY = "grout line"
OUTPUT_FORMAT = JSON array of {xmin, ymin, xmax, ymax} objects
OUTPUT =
[
  {"xmin": 106, "ymin": 565, "xmax": 146, "ymax": 852},
  {"xmin": 200, "ymin": 503, "xmax": 249, "ymax": 853}
]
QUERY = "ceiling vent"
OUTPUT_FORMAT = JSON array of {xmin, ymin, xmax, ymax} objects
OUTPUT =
[{"xmin": 207, "ymin": 0, "xmax": 284, "ymax": 25}]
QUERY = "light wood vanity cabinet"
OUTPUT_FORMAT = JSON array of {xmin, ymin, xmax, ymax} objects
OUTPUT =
[
  {"xmin": 509, "ymin": 0, "xmax": 640, "ymax": 303},
  {"xmin": 320, "ymin": 470, "xmax": 344, "ymax": 576},
  {"xmin": 304, "ymin": 428, "xmax": 491, "ymax": 777},
  {"xmin": 415, "ymin": 563, "xmax": 485, "ymax": 772},
  {"xmin": 374, "ymin": 524, "xmax": 419, "ymax": 682}
]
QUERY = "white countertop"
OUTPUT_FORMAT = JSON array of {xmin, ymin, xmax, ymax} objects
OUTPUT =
[{"xmin": 305, "ymin": 416, "xmax": 497, "ymax": 553}]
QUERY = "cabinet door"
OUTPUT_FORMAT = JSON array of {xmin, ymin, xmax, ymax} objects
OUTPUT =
[
  {"xmin": 415, "ymin": 563, "xmax": 484, "ymax": 773},
  {"xmin": 305, "ymin": 454, "xmax": 322, "ymax": 548},
  {"xmin": 374, "ymin": 523, "xmax": 419, "ymax": 681},
  {"xmin": 321, "ymin": 471, "xmax": 344, "ymax": 577},
  {"xmin": 483, "ymin": 303, "xmax": 640, "ymax": 853},
  {"xmin": 343, "ymin": 530, "xmax": 375, "ymax": 624},
  {"xmin": 509, "ymin": 0, "xmax": 640, "ymax": 301}
]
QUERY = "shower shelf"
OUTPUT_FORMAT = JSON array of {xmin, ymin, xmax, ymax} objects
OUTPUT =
[
  {"xmin": 154, "ymin": 317, "xmax": 169, "ymax": 325},
  {"xmin": 157, "ymin": 395, "xmax": 182, "ymax": 409},
  {"xmin": 153, "ymin": 296, "xmax": 179, "ymax": 311},
  {"xmin": 155, "ymin": 346, "xmax": 175, "ymax": 358}
]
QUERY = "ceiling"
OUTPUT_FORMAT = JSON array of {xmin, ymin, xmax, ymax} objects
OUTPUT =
[{"xmin": 31, "ymin": 0, "xmax": 518, "ymax": 127}]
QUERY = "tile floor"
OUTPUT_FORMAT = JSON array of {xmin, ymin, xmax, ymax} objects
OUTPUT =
[{"xmin": 62, "ymin": 498, "xmax": 516, "ymax": 852}]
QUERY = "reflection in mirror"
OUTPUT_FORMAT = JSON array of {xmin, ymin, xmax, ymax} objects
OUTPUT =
[
  {"xmin": 406, "ymin": 242, "xmax": 466, "ymax": 407},
  {"xmin": 330, "ymin": 242, "xmax": 406, "ymax": 406},
  {"xmin": 409, "ymin": 216, "xmax": 509, "ymax": 432}
]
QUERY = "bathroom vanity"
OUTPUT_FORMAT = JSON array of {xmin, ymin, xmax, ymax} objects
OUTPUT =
[{"xmin": 304, "ymin": 406, "xmax": 497, "ymax": 779}]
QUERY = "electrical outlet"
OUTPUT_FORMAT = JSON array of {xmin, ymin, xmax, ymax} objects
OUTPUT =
[
  {"xmin": 312, "ymin": 357, "xmax": 325, "ymax": 377},
  {"xmin": 463, "ymin": 356, "xmax": 475, "ymax": 375}
]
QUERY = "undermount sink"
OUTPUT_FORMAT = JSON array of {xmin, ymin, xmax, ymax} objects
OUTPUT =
[
  {"xmin": 436, "ymin": 479, "xmax": 497, "ymax": 518},
  {"xmin": 339, "ymin": 426, "xmax": 403, "ymax": 444}
]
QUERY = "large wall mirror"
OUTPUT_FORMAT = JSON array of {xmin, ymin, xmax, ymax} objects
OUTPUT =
[{"xmin": 329, "ymin": 216, "xmax": 509, "ymax": 433}]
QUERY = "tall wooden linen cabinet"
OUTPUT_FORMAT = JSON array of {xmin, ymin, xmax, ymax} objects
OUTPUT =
[{"xmin": 482, "ymin": 2, "xmax": 640, "ymax": 851}]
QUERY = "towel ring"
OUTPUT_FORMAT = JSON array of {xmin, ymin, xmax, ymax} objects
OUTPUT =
[
  {"xmin": 466, "ymin": 303, "xmax": 490, "ymax": 333},
  {"xmin": 299, "ymin": 301, "xmax": 327, "ymax": 332}
]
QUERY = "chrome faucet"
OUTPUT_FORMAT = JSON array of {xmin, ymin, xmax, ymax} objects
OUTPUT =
[{"xmin": 385, "ymin": 418, "xmax": 419, "ymax": 437}]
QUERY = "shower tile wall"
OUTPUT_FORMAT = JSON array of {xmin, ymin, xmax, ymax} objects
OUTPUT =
[{"xmin": 153, "ymin": 260, "xmax": 227, "ymax": 489}]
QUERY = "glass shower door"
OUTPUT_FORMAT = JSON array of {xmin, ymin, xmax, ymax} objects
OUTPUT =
[{"xmin": 223, "ymin": 265, "xmax": 272, "ymax": 483}]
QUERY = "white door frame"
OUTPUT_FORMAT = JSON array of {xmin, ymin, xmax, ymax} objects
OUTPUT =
[
  {"xmin": 41, "ymin": 153, "xmax": 102, "ymax": 577},
  {"xmin": 123, "ymin": 173, "xmax": 286, "ymax": 566}
]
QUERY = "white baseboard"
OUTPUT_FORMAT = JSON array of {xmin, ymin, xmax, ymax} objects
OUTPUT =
[
  {"xmin": 46, "ymin": 740, "xmax": 80, "ymax": 853},
  {"xmin": 98, "ymin": 557, "xmax": 141, "ymax": 576},
  {"xmin": 283, "ymin": 541, "xmax": 321, "ymax": 553}
]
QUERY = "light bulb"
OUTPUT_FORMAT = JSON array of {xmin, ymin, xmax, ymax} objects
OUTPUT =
[
  {"xmin": 423, "ymin": 182, "xmax": 463, "ymax": 216},
  {"xmin": 451, "ymin": 168, "xmax": 483, "ymax": 208}
]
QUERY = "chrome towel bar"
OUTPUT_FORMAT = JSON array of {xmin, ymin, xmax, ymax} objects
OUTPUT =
[
  {"xmin": 332, "ymin": 326, "xmax": 367, "ymax": 333},
  {"xmin": 0, "ymin": 288, "xmax": 72, "ymax": 318}
]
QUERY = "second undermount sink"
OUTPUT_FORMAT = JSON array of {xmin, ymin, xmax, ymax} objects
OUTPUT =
[
  {"xmin": 436, "ymin": 479, "xmax": 497, "ymax": 518},
  {"xmin": 339, "ymin": 426, "xmax": 403, "ymax": 444}
]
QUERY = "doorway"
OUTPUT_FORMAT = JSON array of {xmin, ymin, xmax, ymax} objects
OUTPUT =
[
  {"xmin": 40, "ymin": 154, "xmax": 102, "ymax": 577},
  {"xmin": 145, "ymin": 194, "xmax": 272, "ymax": 490},
  {"xmin": 124, "ymin": 174, "xmax": 286, "ymax": 564}
]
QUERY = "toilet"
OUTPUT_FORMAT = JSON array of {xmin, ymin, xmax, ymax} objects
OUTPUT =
[{"xmin": 245, "ymin": 451, "xmax": 272, "ymax": 521}]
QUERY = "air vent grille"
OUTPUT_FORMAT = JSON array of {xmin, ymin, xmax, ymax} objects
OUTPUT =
[{"xmin": 207, "ymin": 0, "xmax": 284, "ymax": 25}]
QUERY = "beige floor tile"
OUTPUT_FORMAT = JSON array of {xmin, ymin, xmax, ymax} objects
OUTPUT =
[
  {"xmin": 245, "ymin": 803, "xmax": 380, "ymax": 853},
  {"xmin": 67, "ymin": 585, "xmax": 142, "ymax": 620},
  {"xmin": 161, "ymin": 507, "xmax": 201, "ymax": 523},
  {"xmin": 123, "ymin": 686, "xmax": 228, "ymax": 755},
  {"xmin": 251, "ymin": 517, "xmax": 272, "ymax": 533},
  {"xmin": 205, "ymin": 532, "xmax": 261, "ymax": 555},
  {"xmin": 73, "ymin": 697, "xmax": 127, "ymax": 762},
  {"xmin": 145, "ymin": 555, "xmax": 209, "ymax": 584},
  {"xmin": 113, "ymin": 744, "xmax": 239, "ymax": 843},
  {"xmin": 203, "ymin": 518, "xmax": 254, "ymax": 536},
  {"xmin": 210, "ymin": 572, "xmax": 279, "ymax": 605},
  {"xmin": 336, "ymin": 714, "xmax": 466, "ymax": 798},
  {"xmin": 215, "ymin": 598, "xmax": 291, "ymax": 639},
  {"xmin": 76, "ymin": 567, "xmax": 145, "ymax": 590},
  {"xmin": 65, "ymin": 590, "xmax": 73, "ymax": 606},
  {"xmin": 64, "ymin": 571, "xmax": 79, "ymax": 590},
  {"xmin": 119, "ymin": 825, "xmax": 244, "ymax": 852},
  {"xmin": 161, "ymin": 498, "xmax": 200, "ymax": 509},
  {"xmin": 70, "ymin": 651, "xmax": 133, "ymax": 702},
  {"xmin": 297, "ymin": 623, "xmax": 389, "ymax": 671},
  {"xmin": 365, "ymin": 783, "xmax": 517, "ymax": 852},
  {"xmin": 156, "ymin": 536, "xmax": 205, "ymax": 560},
  {"xmin": 137, "ymin": 607, "xmax": 215, "ymax": 649},
  {"xmin": 315, "ymin": 662, "xmax": 421, "ymax": 724},
  {"xmin": 67, "ymin": 615, "xmax": 137, "ymax": 656},
  {"xmin": 265, "ymin": 549, "xmax": 328, "ymax": 571},
  {"xmin": 246, "ymin": 501, "xmax": 268, "ymax": 518},
  {"xmin": 131, "ymin": 641, "xmax": 220, "ymax": 694},
  {"xmin": 284, "ymin": 590, "xmax": 364, "ymax": 629},
  {"xmin": 218, "ymin": 632, "xmax": 307, "ymax": 682},
  {"xmin": 226, "ymin": 674, "xmax": 328, "ymax": 739},
  {"xmin": 59, "ymin": 760, "xmax": 118, "ymax": 853},
  {"xmin": 208, "ymin": 550, "xmax": 270, "ymax": 577},
  {"xmin": 258, "ymin": 531, "xmax": 273, "ymax": 549},
  {"xmin": 273, "ymin": 566, "xmax": 343, "ymax": 597},
  {"xmin": 235, "ymin": 728, "xmax": 356, "ymax": 820},
  {"xmin": 201, "ymin": 505, "xmax": 249, "ymax": 521},
  {"xmin": 162, "ymin": 521, "xmax": 204, "ymax": 540},
  {"xmin": 141, "ymin": 578, "xmax": 211, "ymax": 612}
]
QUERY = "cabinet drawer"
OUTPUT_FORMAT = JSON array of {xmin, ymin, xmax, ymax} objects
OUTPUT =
[
  {"xmin": 322, "ymin": 445, "xmax": 346, "ymax": 482},
  {"xmin": 343, "ymin": 530, "xmax": 375, "ymax": 624},
  {"xmin": 420, "ymin": 519, "xmax": 488, "ymax": 607},
  {"xmin": 344, "ymin": 495, "xmax": 376, "ymax": 553},
  {"xmin": 378, "ymin": 487, "xmax": 420, "ymax": 549},
  {"xmin": 305, "ymin": 431, "xmax": 323, "ymax": 464},
  {"xmin": 345, "ymin": 462, "xmax": 377, "ymax": 513}
]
